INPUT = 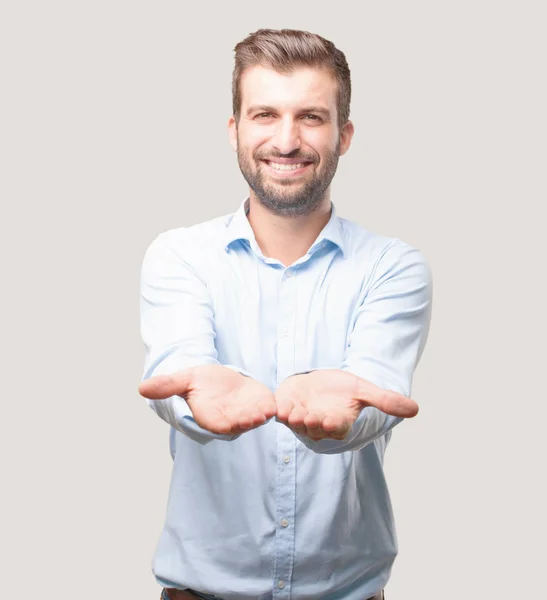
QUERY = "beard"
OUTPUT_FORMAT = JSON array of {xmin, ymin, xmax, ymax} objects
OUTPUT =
[{"xmin": 236, "ymin": 140, "xmax": 341, "ymax": 217}]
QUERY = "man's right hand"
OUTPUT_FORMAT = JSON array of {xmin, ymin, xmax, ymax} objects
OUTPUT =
[{"xmin": 138, "ymin": 365, "xmax": 277, "ymax": 435}]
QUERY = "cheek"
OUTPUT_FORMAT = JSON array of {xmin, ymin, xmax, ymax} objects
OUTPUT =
[
  {"xmin": 303, "ymin": 130, "xmax": 338, "ymax": 154},
  {"xmin": 238, "ymin": 126, "xmax": 271, "ymax": 152}
]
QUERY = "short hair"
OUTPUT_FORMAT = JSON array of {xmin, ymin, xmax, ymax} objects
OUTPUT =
[{"xmin": 232, "ymin": 28, "xmax": 351, "ymax": 129}]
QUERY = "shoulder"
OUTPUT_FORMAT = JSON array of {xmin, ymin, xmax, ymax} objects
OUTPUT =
[
  {"xmin": 338, "ymin": 216, "xmax": 432, "ymax": 288},
  {"xmin": 143, "ymin": 212, "xmax": 231, "ymax": 262},
  {"xmin": 339, "ymin": 216, "xmax": 422, "ymax": 261}
]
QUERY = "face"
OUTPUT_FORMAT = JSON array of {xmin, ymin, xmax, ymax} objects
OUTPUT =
[{"xmin": 228, "ymin": 65, "xmax": 354, "ymax": 217}]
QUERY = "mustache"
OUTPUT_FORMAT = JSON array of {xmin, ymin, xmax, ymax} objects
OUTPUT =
[{"xmin": 254, "ymin": 149, "xmax": 317, "ymax": 162}]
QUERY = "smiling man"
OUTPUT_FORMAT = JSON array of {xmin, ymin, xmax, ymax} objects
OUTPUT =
[
  {"xmin": 231, "ymin": 65, "xmax": 350, "ymax": 220},
  {"xmin": 139, "ymin": 29, "xmax": 432, "ymax": 600}
]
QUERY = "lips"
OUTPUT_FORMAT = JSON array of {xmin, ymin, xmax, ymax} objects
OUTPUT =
[
  {"xmin": 265, "ymin": 160, "xmax": 311, "ymax": 171},
  {"xmin": 260, "ymin": 159, "xmax": 314, "ymax": 176}
]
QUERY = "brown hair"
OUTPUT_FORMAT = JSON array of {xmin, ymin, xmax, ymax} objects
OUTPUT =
[{"xmin": 232, "ymin": 28, "xmax": 351, "ymax": 129}]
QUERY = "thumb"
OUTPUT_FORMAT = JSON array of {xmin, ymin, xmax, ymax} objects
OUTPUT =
[
  {"xmin": 138, "ymin": 369, "xmax": 193, "ymax": 400},
  {"xmin": 356, "ymin": 378, "xmax": 419, "ymax": 418}
]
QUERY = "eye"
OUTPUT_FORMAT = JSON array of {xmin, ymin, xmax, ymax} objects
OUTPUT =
[
  {"xmin": 302, "ymin": 114, "xmax": 322, "ymax": 122},
  {"xmin": 256, "ymin": 112, "xmax": 274, "ymax": 119}
]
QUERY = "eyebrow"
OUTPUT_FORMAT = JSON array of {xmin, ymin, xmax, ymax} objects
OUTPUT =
[
  {"xmin": 299, "ymin": 106, "xmax": 332, "ymax": 116},
  {"xmin": 246, "ymin": 105, "xmax": 332, "ymax": 117}
]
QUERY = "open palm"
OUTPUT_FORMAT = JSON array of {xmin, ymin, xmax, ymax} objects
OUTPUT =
[
  {"xmin": 139, "ymin": 364, "xmax": 277, "ymax": 435},
  {"xmin": 275, "ymin": 369, "xmax": 418, "ymax": 441}
]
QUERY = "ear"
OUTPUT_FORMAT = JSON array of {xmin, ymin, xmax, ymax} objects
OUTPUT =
[
  {"xmin": 339, "ymin": 120, "xmax": 355, "ymax": 156},
  {"xmin": 228, "ymin": 116, "xmax": 238, "ymax": 152}
]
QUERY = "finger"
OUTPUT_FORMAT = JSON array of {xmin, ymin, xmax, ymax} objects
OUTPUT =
[
  {"xmin": 228, "ymin": 403, "xmax": 271, "ymax": 434},
  {"xmin": 193, "ymin": 405, "xmax": 234, "ymax": 435},
  {"xmin": 304, "ymin": 411, "xmax": 331, "ymax": 441},
  {"xmin": 275, "ymin": 395, "xmax": 295, "ymax": 422},
  {"xmin": 303, "ymin": 414, "xmax": 352, "ymax": 441},
  {"xmin": 226, "ymin": 396, "xmax": 277, "ymax": 435},
  {"xmin": 138, "ymin": 370, "xmax": 193, "ymax": 400},
  {"xmin": 249, "ymin": 410, "xmax": 269, "ymax": 427},
  {"xmin": 232, "ymin": 415, "xmax": 267, "ymax": 433},
  {"xmin": 305, "ymin": 425, "xmax": 329, "ymax": 441},
  {"xmin": 239, "ymin": 405, "xmax": 269, "ymax": 429},
  {"xmin": 357, "ymin": 380, "xmax": 419, "ymax": 418},
  {"xmin": 284, "ymin": 422, "xmax": 307, "ymax": 436},
  {"xmin": 257, "ymin": 396, "xmax": 278, "ymax": 420},
  {"xmin": 322, "ymin": 415, "xmax": 351, "ymax": 440},
  {"xmin": 321, "ymin": 414, "xmax": 349, "ymax": 434},
  {"xmin": 236, "ymin": 411, "xmax": 254, "ymax": 431},
  {"xmin": 287, "ymin": 405, "xmax": 308, "ymax": 428},
  {"xmin": 285, "ymin": 405, "xmax": 308, "ymax": 436},
  {"xmin": 306, "ymin": 423, "xmax": 350, "ymax": 442},
  {"xmin": 303, "ymin": 411, "xmax": 325, "ymax": 430}
]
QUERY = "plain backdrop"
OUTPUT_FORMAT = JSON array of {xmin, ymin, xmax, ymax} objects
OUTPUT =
[{"xmin": 1, "ymin": 2, "xmax": 545, "ymax": 599}]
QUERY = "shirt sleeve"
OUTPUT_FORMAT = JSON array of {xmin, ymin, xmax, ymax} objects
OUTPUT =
[
  {"xmin": 140, "ymin": 230, "xmax": 252, "ymax": 445},
  {"xmin": 289, "ymin": 239, "xmax": 433, "ymax": 454}
]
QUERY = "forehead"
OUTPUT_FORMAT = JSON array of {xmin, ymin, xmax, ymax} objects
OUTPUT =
[{"xmin": 239, "ymin": 65, "xmax": 338, "ymax": 111}]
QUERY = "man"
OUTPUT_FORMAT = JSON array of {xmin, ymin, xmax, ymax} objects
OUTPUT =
[{"xmin": 139, "ymin": 28, "xmax": 432, "ymax": 600}]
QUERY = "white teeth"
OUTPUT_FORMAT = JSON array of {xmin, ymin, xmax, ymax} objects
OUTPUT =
[{"xmin": 267, "ymin": 161, "xmax": 307, "ymax": 171}]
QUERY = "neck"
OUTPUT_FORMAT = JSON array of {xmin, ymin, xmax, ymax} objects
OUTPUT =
[{"xmin": 246, "ymin": 192, "xmax": 332, "ymax": 267}]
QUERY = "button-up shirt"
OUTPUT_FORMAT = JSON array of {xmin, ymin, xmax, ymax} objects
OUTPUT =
[{"xmin": 140, "ymin": 198, "xmax": 432, "ymax": 600}]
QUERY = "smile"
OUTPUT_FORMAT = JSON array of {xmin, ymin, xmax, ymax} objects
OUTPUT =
[{"xmin": 261, "ymin": 160, "xmax": 313, "ymax": 175}]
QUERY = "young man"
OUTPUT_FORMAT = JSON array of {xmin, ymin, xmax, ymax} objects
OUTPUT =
[{"xmin": 139, "ymin": 29, "xmax": 432, "ymax": 600}]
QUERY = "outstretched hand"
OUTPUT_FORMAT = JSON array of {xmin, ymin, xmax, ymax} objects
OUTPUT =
[
  {"xmin": 139, "ymin": 365, "xmax": 277, "ymax": 435},
  {"xmin": 139, "ymin": 366, "xmax": 418, "ymax": 441},
  {"xmin": 275, "ymin": 369, "xmax": 419, "ymax": 441}
]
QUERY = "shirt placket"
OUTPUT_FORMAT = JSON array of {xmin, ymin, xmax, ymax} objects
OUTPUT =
[{"xmin": 273, "ymin": 267, "xmax": 298, "ymax": 598}]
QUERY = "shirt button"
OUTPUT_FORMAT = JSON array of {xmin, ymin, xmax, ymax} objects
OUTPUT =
[
  {"xmin": 285, "ymin": 271, "xmax": 293, "ymax": 278},
  {"xmin": 278, "ymin": 580, "xmax": 285, "ymax": 589},
  {"xmin": 281, "ymin": 518, "xmax": 289, "ymax": 527},
  {"xmin": 282, "ymin": 328, "xmax": 289, "ymax": 338},
  {"xmin": 283, "ymin": 455, "xmax": 290, "ymax": 463}
]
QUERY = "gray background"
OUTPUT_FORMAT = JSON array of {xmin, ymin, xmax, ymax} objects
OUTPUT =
[{"xmin": 1, "ymin": 1, "xmax": 545, "ymax": 598}]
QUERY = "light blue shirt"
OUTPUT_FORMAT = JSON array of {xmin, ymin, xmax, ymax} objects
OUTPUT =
[{"xmin": 140, "ymin": 198, "xmax": 432, "ymax": 600}]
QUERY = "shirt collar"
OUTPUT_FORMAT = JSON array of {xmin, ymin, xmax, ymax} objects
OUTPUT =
[{"xmin": 224, "ymin": 198, "xmax": 346, "ymax": 259}]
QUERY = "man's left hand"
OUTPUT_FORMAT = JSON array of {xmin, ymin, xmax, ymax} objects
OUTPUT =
[{"xmin": 275, "ymin": 369, "xmax": 419, "ymax": 441}]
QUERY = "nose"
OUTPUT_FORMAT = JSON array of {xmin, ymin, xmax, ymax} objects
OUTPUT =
[{"xmin": 271, "ymin": 117, "xmax": 301, "ymax": 155}]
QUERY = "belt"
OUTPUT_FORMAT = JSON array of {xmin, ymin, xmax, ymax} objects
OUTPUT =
[{"xmin": 164, "ymin": 588, "xmax": 384, "ymax": 600}]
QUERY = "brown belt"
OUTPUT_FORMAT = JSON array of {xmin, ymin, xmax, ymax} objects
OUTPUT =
[{"xmin": 164, "ymin": 588, "xmax": 384, "ymax": 600}]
